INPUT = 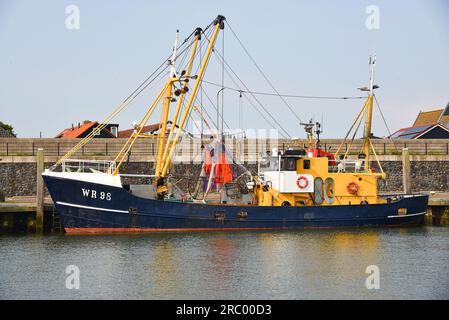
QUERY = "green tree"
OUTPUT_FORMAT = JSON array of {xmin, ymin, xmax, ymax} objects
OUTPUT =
[{"xmin": 0, "ymin": 121, "xmax": 17, "ymax": 137}]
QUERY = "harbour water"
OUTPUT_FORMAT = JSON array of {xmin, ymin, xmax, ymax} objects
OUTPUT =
[{"xmin": 1, "ymin": 227, "xmax": 448, "ymax": 300}]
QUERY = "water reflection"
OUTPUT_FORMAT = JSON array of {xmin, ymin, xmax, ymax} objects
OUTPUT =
[
  {"xmin": 146, "ymin": 240, "xmax": 174, "ymax": 298},
  {"xmin": 0, "ymin": 227, "xmax": 448, "ymax": 299}
]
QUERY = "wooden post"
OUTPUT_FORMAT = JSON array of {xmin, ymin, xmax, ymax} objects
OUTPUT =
[
  {"xmin": 36, "ymin": 148, "xmax": 44, "ymax": 233},
  {"xmin": 402, "ymin": 148, "xmax": 411, "ymax": 195}
]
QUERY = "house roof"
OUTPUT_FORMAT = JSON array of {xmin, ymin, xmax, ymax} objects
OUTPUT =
[
  {"xmin": 0, "ymin": 126, "xmax": 15, "ymax": 138},
  {"xmin": 117, "ymin": 121, "xmax": 190, "ymax": 138},
  {"xmin": 413, "ymin": 103, "xmax": 449, "ymax": 127},
  {"xmin": 438, "ymin": 105, "xmax": 449, "ymax": 126},
  {"xmin": 118, "ymin": 123, "xmax": 161, "ymax": 138},
  {"xmin": 390, "ymin": 124, "xmax": 430, "ymax": 139},
  {"xmin": 413, "ymin": 109, "xmax": 444, "ymax": 126},
  {"xmin": 55, "ymin": 121, "xmax": 99, "ymax": 138},
  {"xmin": 414, "ymin": 123, "xmax": 449, "ymax": 139},
  {"xmin": 390, "ymin": 123, "xmax": 449, "ymax": 139}
]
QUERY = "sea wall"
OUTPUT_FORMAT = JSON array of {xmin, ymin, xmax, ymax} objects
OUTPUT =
[{"xmin": 1, "ymin": 157, "xmax": 449, "ymax": 197}]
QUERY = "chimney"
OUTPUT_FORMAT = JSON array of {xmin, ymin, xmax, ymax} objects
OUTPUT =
[
  {"xmin": 71, "ymin": 124, "xmax": 74, "ymax": 130},
  {"xmin": 78, "ymin": 122, "xmax": 80, "ymax": 128}
]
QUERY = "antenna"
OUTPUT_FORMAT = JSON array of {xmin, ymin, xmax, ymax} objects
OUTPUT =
[
  {"xmin": 300, "ymin": 119, "xmax": 315, "ymax": 146},
  {"xmin": 321, "ymin": 113, "xmax": 324, "ymax": 135},
  {"xmin": 360, "ymin": 55, "xmax": 378, "ymax": 171},
  {"xmin": 369, "ymin": 55, "xmax": 376, "ymax": 96},
  {"xmin": 357, "ymin": 55, "xmax": 379, "ymax": 93},
  {"xmin": 169, "ymin": 30, "xmax": 179, "ymax": 78}
]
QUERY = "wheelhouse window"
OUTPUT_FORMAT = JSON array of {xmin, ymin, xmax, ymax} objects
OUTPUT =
[
  {"xmin": 303, "ymin": 159, "xmax": 311, "ymax": 170},
  {"xmin": 286, "ymin": 158, "xmax": 296, "ymax": 171},
  {"xmin": 110, "ymin": 126, "xmax": 118, "ymax": 137},
  {"xmin": 259, "ymin": 156, "xmax": 279, "ymax": 173},
  {"xmin": 280, "ymin": 157, "xmax": 297, "ymax": 171}
]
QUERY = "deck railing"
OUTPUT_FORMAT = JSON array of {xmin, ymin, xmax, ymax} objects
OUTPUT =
[{"xmin": 60, "ymin": 159, "xmax": 116, "ymax": 173}]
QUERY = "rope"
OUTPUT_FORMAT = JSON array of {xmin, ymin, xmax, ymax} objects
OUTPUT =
[
  {"xmin": 221, "ymin": 26, "xmax": 225, "ymax": 137},
  {"xmin": 374, "ymin": 94, "xmax": 398, "ymax": 153},
  {"xmin": 226, "ymin": 20, "xmax": 303, "ymax": 123},
  {"xmin": 344, "ymin": 105, "xmax": 366, "ymax": 160},
  {"xmin": 201, "ymin": 80, "xmax": 365, "ymax": 100},
  {"xmin": 334, "ymin": 98, "xmax": 369, "ymax": 157},
  {"xmin": 56, "ymin": 32, "xmax": 198, "ymax": 165},
  {"xmin": 203, "ymin": 32, "xmax": 291, "ymax": 138}
]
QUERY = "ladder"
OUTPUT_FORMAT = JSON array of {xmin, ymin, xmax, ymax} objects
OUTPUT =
[{"xmin": 52, "ymin": 206, "xmax": 62, "ymax": 233}]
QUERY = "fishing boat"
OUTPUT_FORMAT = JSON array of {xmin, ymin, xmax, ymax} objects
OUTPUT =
[{"xmin": 42, "ymin": 15, "xmax": 428, "ymax": 234}]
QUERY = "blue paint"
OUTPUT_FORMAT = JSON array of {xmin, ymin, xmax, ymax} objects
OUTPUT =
[{"xmin": 43, "ymin": 175, "xmax": 428, "ymax": 231}]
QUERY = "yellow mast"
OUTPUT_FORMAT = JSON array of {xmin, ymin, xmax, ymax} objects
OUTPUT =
[
  {"xmin": 155, "ymin": 85, "xmax": 174, "ymax": 176},
  {"xmin": 157, "ymin": 28, "xmax": 202, "ymax": 178},
  {"xmin": 112, "ymin": 83, "xmax": 169, "ymax": 175},
  {"xmin": 155, "ymin": 31, "xmax": 179, "ymax": 177},
  {"xmin": 362, "ymin": 56, "xmax": 376, "ymax": 172},
  {"xmin": 156, "ymin": 15, "xmax": 225, "ymax": 196}
]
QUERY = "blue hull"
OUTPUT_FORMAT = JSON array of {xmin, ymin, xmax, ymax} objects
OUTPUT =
[{"xmin": 43, "ymin": 175, "xmax": 428, "ymax": 234}]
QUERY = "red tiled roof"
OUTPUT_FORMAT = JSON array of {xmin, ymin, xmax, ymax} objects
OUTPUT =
[
  {"xmin": 390, "ymin": 126, "xmax": 412, "ymax": 135},
  {"xmin": 118, "ymin": 123, "xmax": 161, "ymax": 138},
  {"xmin": 55, "ymin": 121, "xmax": 98, "ymax": 138}
]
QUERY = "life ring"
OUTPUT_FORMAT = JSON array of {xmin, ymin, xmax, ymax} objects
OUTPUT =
[
  {"xmin": 296, "ymin": 176, "xmax": 309, "ymax": 189},
  {"xmin": 347, "ymin": 182, "xmax": 359, "ymax": 195}
]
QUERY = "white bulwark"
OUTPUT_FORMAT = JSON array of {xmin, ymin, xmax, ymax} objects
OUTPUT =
[
  {"xmin": 42, "ymin": 171, "xmax": 122, "ymax": 188},
  {"xmin": 263, "ymin": 171, "xmax": 314, "ymax": 193}
]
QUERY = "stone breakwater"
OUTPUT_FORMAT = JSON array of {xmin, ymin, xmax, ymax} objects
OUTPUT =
[{"xmin": 1, "ymin": 159, "xmax": 449, "ymax": 197}]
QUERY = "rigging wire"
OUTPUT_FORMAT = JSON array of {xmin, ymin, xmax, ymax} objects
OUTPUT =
[
  {"xmin": 183, "ymin": 27, "xmax": 217, "ymax": 135},
  {"xmin": 239, "ymin": 90, "xmax": 243, "ymax": 130},
  {"xmin": 130, "ymin": 36, "xmax": 198, "ymax": 102},
  {"xmin": 373, "ymin": 95, "xmax": 393, "ymax": 138},
  {"xmin": 57, "ymin": 16, "xmax": 225, "ymax": 165},
  {"xmin": 374, "ymin": 94, "xmax": 398, "ymax": 151},
  {"xmin": 196, "ymin": 28, "xmax": 233, "ymax": 135},
  {"xmin": 207, "ymin": 41, "xmax": 291, "ymax": 138},
  {"xmin": 199, "ymin": 36, "xmax": 204, "ymax": 140},
  {"xmin": 201, "ymin": 80, "xmax": 366, "ymax": 100},
  {"xmin": 201, "ymin": 29, "xmax": 290, "ymax": 137},
  {"xmin": 197, "ymin": 85, "xmax": 229, "ymax": 131},
  {"xmin": 59, "ymin": 25, "xmax": 208, "ymax": 165},
  {"xmin": 225, "ymin": 20, "xmax": 303, "ymax": 123},
  {"xmin": 199, "ymin": 28, "xmax": 290, "ymax": 137},
  {"xmin": 221, "ymin": 25, "xmax": 225, "ymax": 138},
  {"xmin": 123, "ymin": 28, "xmax": 199, "ymax": 105}
]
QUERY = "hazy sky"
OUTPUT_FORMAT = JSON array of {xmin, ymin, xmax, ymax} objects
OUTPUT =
[{"xmin": 1, "ymin": 0, "xmax": 448, "ymax": 138}]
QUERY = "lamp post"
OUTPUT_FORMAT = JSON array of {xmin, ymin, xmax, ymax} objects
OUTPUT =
[{"xmin": 216, "ymin": 87, "xmax": 225, "ymax": 140}]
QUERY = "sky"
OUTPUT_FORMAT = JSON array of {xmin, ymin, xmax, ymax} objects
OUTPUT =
[{"xmin": 0, "ymin": 0, "xmax": 448, "ymax": 138}]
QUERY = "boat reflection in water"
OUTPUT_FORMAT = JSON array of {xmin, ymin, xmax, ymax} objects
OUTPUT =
[
  {"xmin": 2, "ymin": 227, "xmax": 447, "ymax": 299},
  {"xmin": 143, "ymin": 230, "xmax": 385, "ymax": 299}
]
